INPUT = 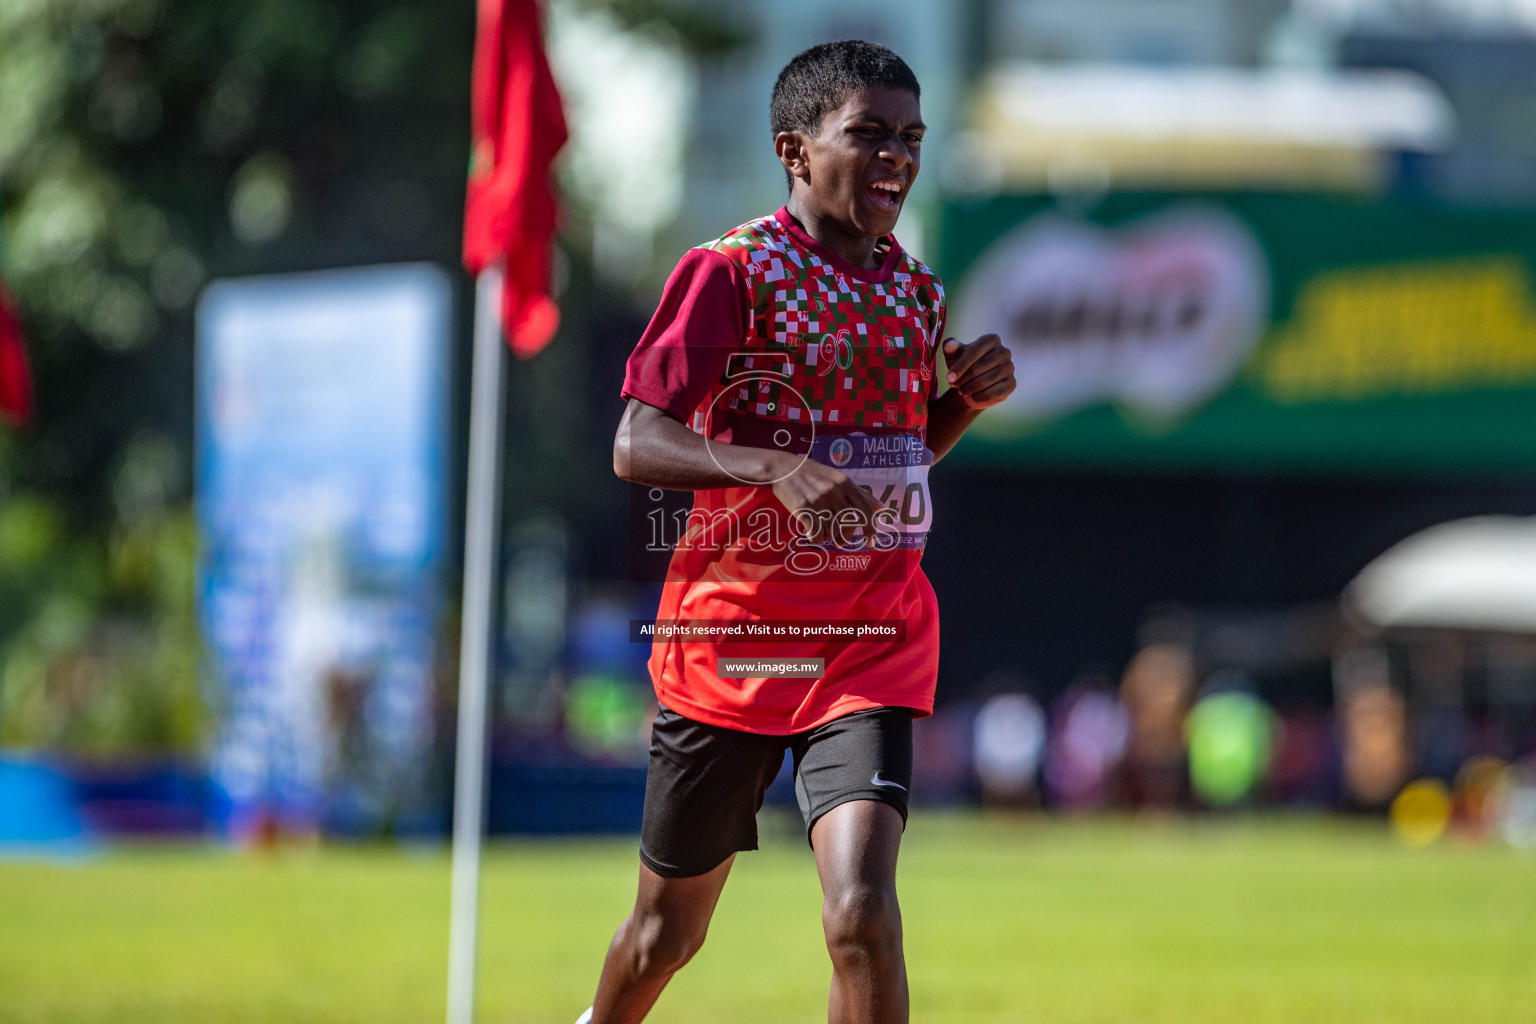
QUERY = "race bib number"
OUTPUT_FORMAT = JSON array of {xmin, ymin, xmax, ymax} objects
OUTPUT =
[{"xmin": 810, "ymin": 432, "xmax": 932, "ymax": 550}]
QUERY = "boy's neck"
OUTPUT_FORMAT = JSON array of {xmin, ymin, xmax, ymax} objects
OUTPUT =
[{"xmin": 784, "ymin": 196, "xmax": 884, "ymax": 271}]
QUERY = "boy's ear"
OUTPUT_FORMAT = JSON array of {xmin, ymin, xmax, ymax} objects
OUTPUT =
[{"xmin": 775, "ymin": 130, "xmax": 810, "ymax": 184}]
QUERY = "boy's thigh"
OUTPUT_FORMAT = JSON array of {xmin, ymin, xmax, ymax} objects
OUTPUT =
[
  {"xmin": 792, "ymin": 707, "xmax": 915, "ymax": 844},
  {"xmin": 640, "ymin": 705, "xmax": 789, "ymax": 878}
]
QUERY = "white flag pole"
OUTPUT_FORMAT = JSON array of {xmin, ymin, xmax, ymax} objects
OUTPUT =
[{"xmin": 447, "ymin": 265, "xmax": 508, "ymax": 1024}]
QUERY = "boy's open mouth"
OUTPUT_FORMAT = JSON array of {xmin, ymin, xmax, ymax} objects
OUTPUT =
[{"xmin": 867, "ymin": 179, "xmax": 902, "ymax": 209}]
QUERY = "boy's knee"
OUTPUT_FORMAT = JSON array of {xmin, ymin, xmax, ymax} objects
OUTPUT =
[
  {"xmin": 822, "ymin": 882, "xmax": 902, "ymax": 960},
  {"xmin": 628, "ymin": 910, "xmax": 707, "ymax": 980}
]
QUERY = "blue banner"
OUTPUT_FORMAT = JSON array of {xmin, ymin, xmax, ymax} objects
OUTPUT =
[{"xmin": 196, "ymin": 264, "xmax": 451, "ymax": 839}]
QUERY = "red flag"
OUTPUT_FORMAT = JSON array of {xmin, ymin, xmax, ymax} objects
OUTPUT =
[
  {"xmin": 462, "ymin": 0, "xmax": 568, "ymax": 358},
  {"xmin": 0, "ymin": 279, "xmax": 33, "ymax": 427}
]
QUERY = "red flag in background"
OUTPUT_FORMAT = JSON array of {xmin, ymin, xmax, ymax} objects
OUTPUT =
[
  {"xmin": 0, "ymin": 280, "xmax": 33, "ymax": 427},
  {"xmin": 463, "ymin": 0, "xmax": 568, "ymax": 358}
]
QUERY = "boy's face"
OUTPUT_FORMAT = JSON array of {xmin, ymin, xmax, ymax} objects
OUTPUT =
[{"xmin": 780, "ymin": 86, "xmax": 924, "ymax": 239}]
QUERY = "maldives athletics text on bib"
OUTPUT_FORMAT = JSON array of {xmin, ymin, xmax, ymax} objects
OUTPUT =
[{"xmin": 812, "ymin": 431, "xmax": 932, "ymax": 551}]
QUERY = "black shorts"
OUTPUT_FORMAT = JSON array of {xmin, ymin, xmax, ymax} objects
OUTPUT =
[{"xmin": 639, "ymin": 705, "xmax": 915, "ymax": 879}]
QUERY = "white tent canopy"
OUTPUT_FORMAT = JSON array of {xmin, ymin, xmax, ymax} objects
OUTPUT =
[
  {"xmin": 1346, "ymin": 516, "xmax": 1536, "ymax": 634},
  {"xmin": 981, "ymin": 63, "xmax": 1454, "ymax": 150}
]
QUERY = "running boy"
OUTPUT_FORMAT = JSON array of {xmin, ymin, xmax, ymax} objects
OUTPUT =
[{"xmin": 580, "ymin": 40, "xmax": 1016, "ymax": 1024}]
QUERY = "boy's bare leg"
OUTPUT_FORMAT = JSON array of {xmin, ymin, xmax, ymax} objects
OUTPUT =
[
  {"xmin": 589, "ymin": 856, "xmax": 735, "ymax": 1024},
  {"xmin": 812, "ymin": 801, "xmax": 908, "ymax": 1024}
]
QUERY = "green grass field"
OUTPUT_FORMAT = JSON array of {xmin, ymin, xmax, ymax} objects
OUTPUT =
[{"xmin": 2, "ymin": 813, "xmax": 1533, "ymax": 1023}]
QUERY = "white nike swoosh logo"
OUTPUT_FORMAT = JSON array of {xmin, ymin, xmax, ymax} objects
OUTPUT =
[{"xmin": 871, "ymin": 772, "xmax": 906, "ymax": 791}]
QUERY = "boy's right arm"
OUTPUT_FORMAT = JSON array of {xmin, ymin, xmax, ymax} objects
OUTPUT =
[
  {"xmin": 617, "ymin": 246, "xmax": 876, "ymax": 540},
  {"xmin": 614, "ymin": 398, "xmax": 878, "ymax": 541},
  {"xmin": 613, "ymin": 397, "xmax": 785, "ymax": 489}
]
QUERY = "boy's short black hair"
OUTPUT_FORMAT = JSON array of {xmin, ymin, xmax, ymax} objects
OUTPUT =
[{"xmin": 770, "ymin": 40, "xmax": 920, "ymax": 187}]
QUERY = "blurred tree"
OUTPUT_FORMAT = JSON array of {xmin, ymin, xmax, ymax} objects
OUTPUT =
[
  {"xmin": 1, "ymin": 0, "xmax": 480, "ymax": 507},
  {"xmin": 0, "ymin": 0, "xmax": 741, "ymax": 754},
  {"xmin": 0, "ymin": 495, "xmax": 200, "ymax": 755},
  {"xmin": 0, "ymin": 0, "xmax": 479, "ymax": 754},
  {"xmin": 571, "ymin": 0, "xmax": 747, "ymax": 57}
]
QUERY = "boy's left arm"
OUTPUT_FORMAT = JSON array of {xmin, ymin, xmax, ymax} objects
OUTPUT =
[{"xmin": 927, "ymin": 333, "xmax": 1016, "ymax": 462}]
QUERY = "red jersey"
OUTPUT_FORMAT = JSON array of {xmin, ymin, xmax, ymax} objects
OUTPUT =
[{"xmin": 622, "ymin": 207, "xmax": 946, "ymax": 734}]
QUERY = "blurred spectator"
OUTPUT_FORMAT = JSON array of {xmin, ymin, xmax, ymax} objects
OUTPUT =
[
  {"xmin": 1118, "ymin": 643, "xmax": 1194, "ymax": 809},
  {"xmin": 564, "ymin": 674, "xmax": 650, "ymax": 763},
  {"xmin": 1187, "ymin": 673, "xmax": 1274, "ymax": 808},
  {"xmin": 1390, "ymin": 777, "xmax": 1452, "ymax": 848},
  {"xmin": 1335, "ymin": 648, "xmax": 1410, "ymax": 807},
  {"xmin": 1451, "ymin": 756, "xmax": 1508, "ymax": 843},
  {"xmin": 1501, "ymin": 756, "xmax": 1536, "ymax": 849},
  {"xmin": 499, "ymin": 516, "xmax": 571, "ymax": 724},
  {"xmin": 1044, "ymin": 675, "xmax": 1129, "ymax": 811},
  {"xmin": 913, "ymin": 701, "xmax": 977, "ymax": 806},
  {"xmin": 974, "ymin": 693, "xmax": 1046, "ymax": 808},
  {"xmin": 1268, "ymin": 711, "xmax": 1336, "ymax": 807},
  {"xmin": 1408, "ymin": 633, "xmax": 1468, "ymax": 781}
]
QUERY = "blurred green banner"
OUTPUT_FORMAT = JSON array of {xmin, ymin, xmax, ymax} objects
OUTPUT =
[{"xmin": 939, "ymin": 193, "xmax": 1536, "ymax": 479}]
